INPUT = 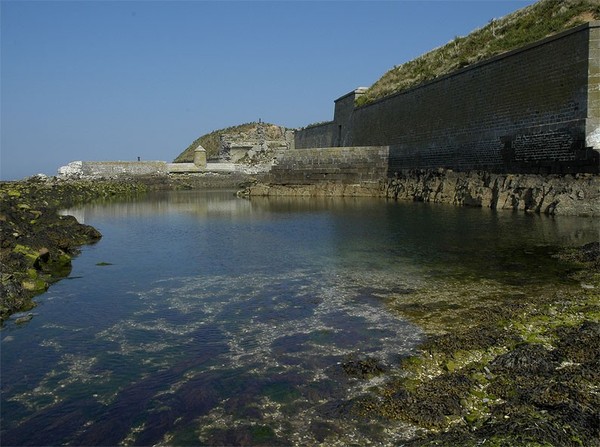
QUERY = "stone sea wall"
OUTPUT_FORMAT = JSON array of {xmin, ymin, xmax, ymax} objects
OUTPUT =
[
  {"xmin": 293, "ymin": 122, "xmax": 338, "ymax": 150},
  {"xmin": 59, "ymin": 161, "xmax": 168, "ymax": 178},
  {"xmin": 58, "ymin": 160, "xmax": 272, "ymax": 180},
  {"xmin": 295, "ymin": 22, "xmax": 600, "ymax": 174},
  {"xmin": 269, "ymin": 146, "xmax": 389, "ymax": 184},
  {"xmin": 243, "ymin": 169, "xmax": 600, "ymax": 217}
]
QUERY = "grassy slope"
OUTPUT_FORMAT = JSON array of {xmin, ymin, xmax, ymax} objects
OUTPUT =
[{"xmin": 358, "ymin": 0, "xmax": 600, "ymax": 106}]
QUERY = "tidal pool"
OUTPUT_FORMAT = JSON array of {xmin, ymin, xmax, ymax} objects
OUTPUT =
[{"xmin": 1, "ymin": 190, "xmax": 598, "ymax": 446}]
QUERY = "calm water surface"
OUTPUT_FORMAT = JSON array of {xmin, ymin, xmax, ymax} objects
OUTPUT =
[{"xmin": 1, "ymin": 190, "xmax": 598, "ymax": 446}]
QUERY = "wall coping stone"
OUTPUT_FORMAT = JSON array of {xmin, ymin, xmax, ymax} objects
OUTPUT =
[
  {"xmin": 334, "ymin": 87, "xmax": 368, "ymax": 103},
  {"xmin": 300, "ymin": 121, "xmax": 335, "ymax": 130}
]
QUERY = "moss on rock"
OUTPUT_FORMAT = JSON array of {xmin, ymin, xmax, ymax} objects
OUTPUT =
[
  {"xmin": 352, "ymin": 243, "xmax": 600, "ymax": 446},
  {"xmin": 0, "ymin": 177, "xmax": 148, "ymax": 322}
]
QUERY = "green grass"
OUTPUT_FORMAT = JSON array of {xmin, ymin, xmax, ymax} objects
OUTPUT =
[{"xmin": 357, "ymin": 0, "xmax": 600, "ymax": 106}]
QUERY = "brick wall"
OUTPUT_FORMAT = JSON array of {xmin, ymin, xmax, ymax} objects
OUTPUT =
[
  {"xmin": 294, "ymin": 122, "xmax": 337, "ymax": 149},
  {"xmin": 587, "ymin": 24, "xmax": 600, "ymax": 149},
  {"xmin": 269, "ymin": 147, "xmax": 389, "ymax": 184},
  {"xmin": 295, "ymin": 22, "xmax": 600, "ymax": 174}
]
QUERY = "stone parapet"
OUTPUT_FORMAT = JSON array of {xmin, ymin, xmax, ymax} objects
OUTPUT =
[
  {"xmin": 167, "ymin": 163, "xmax": 202, "ymax": 173},
  {"xmin": 58, "ymin": 161, "xmax": 168, "ymax": 179}
]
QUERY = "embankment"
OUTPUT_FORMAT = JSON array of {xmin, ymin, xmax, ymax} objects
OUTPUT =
[{"xmin": 241, "ymin": 169, "xmax": 600, "ymax": 217}]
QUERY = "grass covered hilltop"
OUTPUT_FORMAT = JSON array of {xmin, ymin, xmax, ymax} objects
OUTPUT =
[{"xmin": 358, "ymin": 0, "xmax": 600, "ymax": 106}]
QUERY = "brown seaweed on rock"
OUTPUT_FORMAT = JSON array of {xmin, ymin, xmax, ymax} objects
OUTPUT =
[{"xmin": 357, "ymin": 241, "xmax": 600, "ymax": 447}]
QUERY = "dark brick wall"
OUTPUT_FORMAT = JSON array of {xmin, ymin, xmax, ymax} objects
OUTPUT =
[
  {"xmin": 334, "ymin": 89, "xmax": 367, "ymax": 147},
  {"xmin": 295, "ymin": 22, "xmax": 599, "ymax": 174},
  {"xmin": 294, "ymin": 122, "xmax": 337, "ymax": 149},
  {"xmin": 269, "ymin": 147, "xmax": 389, "ymax": 184}
]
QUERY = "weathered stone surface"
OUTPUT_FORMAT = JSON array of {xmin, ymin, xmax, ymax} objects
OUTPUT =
[
  {"xmin": 193, "ymin": 145, "xmax": 207, "ymax": 167},
  {"xmin": 387, "ymin": 170, "xmax": 600, "ymax": 216},
  {"xmin": 342, "ymin": 356, "xmax": 386, "ymax": 379},
  {"xmin": 58, "ymin": 161, "xmax": 168, "ymax": 179},
  {"xmin": 268, "ymin": 146, "xmax": 389, "ymax": 185},
  {"xmin": 240, "ymin": 181, "xmax": 385, "ymax": 198},
  {"xmin": 242, "ymin": 169, "xmax": 600, "ymax": 217}
]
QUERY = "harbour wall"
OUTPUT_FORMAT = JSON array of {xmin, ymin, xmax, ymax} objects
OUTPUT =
[
  {"xmin": 295, "ymin": 22, "xmax": 600, "ymax": 174},
  {"xmin": 57, "ymin": 160, "xmax": 271, "ymax": 179},
  {"xmin": 269, "ymin": 146, "xmax": 389, "ymax": 184},
  {"xmin": 58, "ymin": 161, "xmax": 169, "ymax": 178},
  {"xmin": 244, "ymin": 146, "xmax": 600, "ymax": 216}
]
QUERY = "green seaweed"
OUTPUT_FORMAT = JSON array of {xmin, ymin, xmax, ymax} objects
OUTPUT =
[{"xmin": 356, "ymin": 242, "xmax": 600, "ymax": 446}]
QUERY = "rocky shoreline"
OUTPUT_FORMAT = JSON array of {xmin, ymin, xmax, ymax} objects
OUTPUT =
[
  {"xmin": 243, "ymin": 170, "xmax": 600, "ymax": 445},
  {"xmin": 0, "ymin": 172, "xmax": 263, "ymax": 323},
  {"xmin": 349, "ymin": 241, "xmax": 600, "ymax": 446},
  {"xmin": 0, "ymin": 176, "xmax": 152, "ymax": 323},
  {"xmin": 240, "ymin": 170, "xmax": 600, "ymax": 217}
]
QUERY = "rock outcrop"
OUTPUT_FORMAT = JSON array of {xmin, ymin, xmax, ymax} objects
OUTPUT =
[
  {"xmin": 240, "ymin": 169, "xmax": 600, "ymax": 217},
  {"xmin": 386, "ymin": 170, "xmax": 600, "ymax": 216},
  {"xmin": 0, "ymin": 177, "xmax": 147, "ymax": 322},
  {"xmin": 174, "ymin": 122, "xmax": 293, "ymax": 163}
]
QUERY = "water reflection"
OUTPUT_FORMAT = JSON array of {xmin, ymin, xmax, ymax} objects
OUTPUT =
[
  {"xmin": 3, "ymin": 191, "xmax": 599, "ymax": 446},
  {"xmin": 65, "ymin": 190, "xmax": 599, "ymax": 247}
]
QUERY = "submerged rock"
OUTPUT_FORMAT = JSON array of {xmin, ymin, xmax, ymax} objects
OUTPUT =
[
  {"xmin": 490, "ymin": 343, "xmax": 560, "ymax": 375},
  {"xmin": 354, "ymin": 240, "xmax": 600, "ymax": 446},
  {"xmin": 14, "ymin": 313, "xmax": 33, "ymax": 324},
  {"xmin": 342, "ymin": 356, "xmax": 386, "ymax": 379}
]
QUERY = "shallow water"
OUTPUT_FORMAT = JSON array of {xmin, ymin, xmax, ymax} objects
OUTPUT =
[{"xmin": 1, "ymin": 190, "xmax": 598, "ymax": 446}]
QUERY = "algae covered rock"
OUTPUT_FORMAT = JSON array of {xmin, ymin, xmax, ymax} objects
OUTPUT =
[
  {"xmin": 0, "ymin": 177, "xmax": 146, "ymax": 322},
  {"xmin": 342, "ymin": 356, "xmax": 386, "ymax": 379}
]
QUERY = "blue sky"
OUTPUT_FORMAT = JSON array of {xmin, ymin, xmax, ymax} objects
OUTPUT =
[{"xmin": 1, "ymin": 0, "xmax": 535, "ymax": 180}]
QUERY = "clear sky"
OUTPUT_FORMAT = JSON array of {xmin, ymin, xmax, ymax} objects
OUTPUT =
[{"xmin": 1, "ymin": 0, "xmax": 536, "ymax": 180}]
